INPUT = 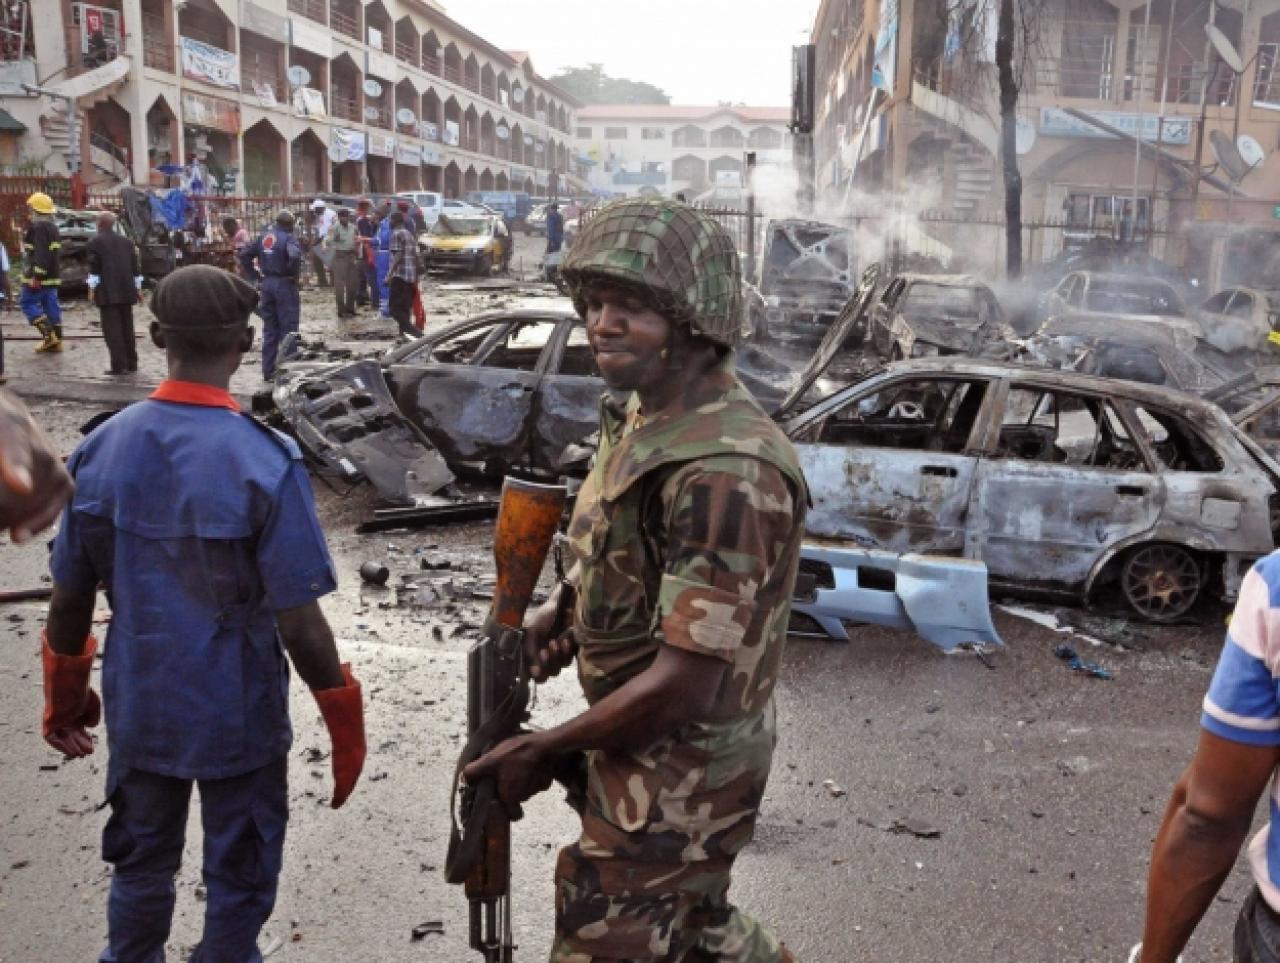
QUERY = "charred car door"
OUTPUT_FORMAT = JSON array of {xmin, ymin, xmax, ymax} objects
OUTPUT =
[
  {"xmin": 388, "ymin": 317, "xmax": 558, "ymax": 472},
  {"xmin": 789, "ymin": 374, "xmax": 993, "ymax": 553},
  {"xmin": 969, "ymin": 383, "xmax": 1162, "ymax": 592},
  {"xmin": 529, "ymin": 320, "xmax": 612, "ymax": 472}
]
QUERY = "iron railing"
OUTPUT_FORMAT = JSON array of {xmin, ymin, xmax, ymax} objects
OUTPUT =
[{"xmin": 287, "ymin": 0, "xmax": 326, "ymax": 24}]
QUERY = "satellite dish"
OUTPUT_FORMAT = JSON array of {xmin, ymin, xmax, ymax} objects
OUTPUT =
[
  {"xmin": 523, "ymin": 134, "xmax": 533, "ymax": 146},
  {"xmin": 1015, "ymin": 117, "xmax": 1036, "ymax": 155},
  {"xmin": 1205, "ymin": 23, "xmax": 1245, "ymax": 74},
  {"xmin": 535, "ymin": 140, "xmax": 545, "ymax": 152},
  {"xmin": 362, "ymin": 78, "xmax": 383, "ymax": 98},
  {"xmin": 286, "ymin": 65, "xmax": 310, "ymax": 87},
  {"xmin": 396, "ymin": 107, "xmax": 416, "ymax": 126},
  {"xmin": 1211, "ymin": 128, "xmax": 1251, "ymax": 181},
  {"xmin": 512, "ymin": 87, "xmax": 525, "ymax": 104},
  {"xmin": 495, "ymin": 123, "xmax": 510, "ymax": 140},
  {"xmin": 363, "ymin": 105, "xmax": 381, "ymax": 121},
  {"xmin": 1238, "ymin": 134, "xmax": 1266, "ymax": 170},
  {"xmin": 328, "ymin": 142, "xmax": 346, "ymax": 163}
]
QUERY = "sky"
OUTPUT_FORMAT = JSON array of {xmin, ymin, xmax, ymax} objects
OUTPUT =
[{"xmin": 445, "ymin": 0, "xmax": 818, "ymax": 107}]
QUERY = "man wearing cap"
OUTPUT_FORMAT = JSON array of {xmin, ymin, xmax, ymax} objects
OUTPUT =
[
  {"xmin": 86, "ymin": 212, "xmax": 142, "ymax": 376},
  {"xmin": 239, "ymin": 210, "xmax": 303, "ymax": 380},
  {"xmin": 326, "ymin": 207, "xmax": 359, "ymax": 319},
  {"xmin": 464, "ymin": 198, "xmax": 806, "ymax": 963},
  {"xmin": 20, "ymin": 192, "xmax": 64, "ymax": 353},
  {"xmin": 42, "ymin": 264, "xmax": 366, "ymax": 963},
  {"xmin": 308, "ymin": 199, "xmax": 335, "ymax": 288},
  {"xmin": 545, "ymin": 201, "xmax": 564, "ymax": 255}
]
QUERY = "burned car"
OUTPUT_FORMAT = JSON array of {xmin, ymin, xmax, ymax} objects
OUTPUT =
[
  {"xmin": 1037, "ymin": 271, "xmax": 1196, "ymax": 332},
  {"xmin": 1195, "ymin": 287, "xmax": 1280, "ymax": 353},
  {"xmin": 864, "ymin": 273, "xmax": 1013, "ymax": 361},
  {"xmin": 744, "ymin": 219, "xmax": 857, "ymax": 347},
  {"xmin": 779, "ymin": 357, "xmax": 1280, "ymax": 621}
]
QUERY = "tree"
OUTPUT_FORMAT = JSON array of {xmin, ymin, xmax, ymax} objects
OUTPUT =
[
  {"xmin": 996, "ymin": 0, "xmax": 1022, "ymax": 279},
  {"xmin": 550, "ymin": 64, "xmax": 671, "ymax": 105}
]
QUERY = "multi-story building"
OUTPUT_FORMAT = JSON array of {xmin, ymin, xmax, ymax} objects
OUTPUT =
[
  {"xmin": 809, "ymin": 0, "xmax": 1280, "ymax": 264},
  {"xmin": 0, "ymin": 0, "xmax": 585, "ymax": 198},
  {"xmin": 573, "ymin": 104, "xmax": 791, "ymax": 199}
]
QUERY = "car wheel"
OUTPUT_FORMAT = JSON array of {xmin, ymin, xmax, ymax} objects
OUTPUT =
[
  {"xmin": 890, "ymin": 343, "xmax": 905, "ymax": 362},
  {"xmin": 1120, "ymin": 544, "xmax": 1203, "ymax": 622},
  {"xmin": 475, "ymin": 253, "xmax": 493, "ymax": 277}
]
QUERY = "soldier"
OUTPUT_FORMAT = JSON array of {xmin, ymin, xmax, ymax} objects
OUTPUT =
[
  {"xmin": 239, "ymin": 210, "xmax": 303, "ymax": 380},
  {"xmin": 464, "ymin": 197, "xmax": 806, "ymax": 963},
  {"xmin": 20, "ymin": 192, "xmax": 64, "ymax": 353}
]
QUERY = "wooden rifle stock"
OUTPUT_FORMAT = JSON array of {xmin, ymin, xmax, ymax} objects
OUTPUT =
[{"xmin": 447, "ymin": 476, "xmax": 567, "ymax": 962}]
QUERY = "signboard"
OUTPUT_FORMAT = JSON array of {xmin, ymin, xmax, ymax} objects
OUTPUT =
[
  {"xmin": 243, "ymin": 3, "xmax": 289, "ymax": 43},
  {"xmin": 367, "ymin": 130, "xmax": 396, "ymax": 157},
  {"xmin": 871, "ymin": 0, "xmax": 898, "ymax": 92},
  {"xmin": 293, "ymin": 86, "xmax": 326, "ymax": 119},
  {"xmin": 1039, "ymin": 107, "xmax": 1192, "ymax": 145},
  {"xmin": 419, "ymin": 121, "xmax": 440, "ymax": 141},
  {"xmin": 253, "ymin": 82, "xmax": 278, "ymax": 108},
  {"xmin": 366, "ymin": 48, "xmax": 397, "ymax": 82},
  {"xmin": 1273, "ymin": 205, "xmax": 1280, "ymax": 219},
  {"xmin": 395, "ymin": 143, "xmax": 421, "ymax": 166},
  {"xmin": 443, "ymin": 120, "xmax": 460, "ymax": 146},
  {"xmin": 290, "ymin": 17, "xmax": 332, "ymax": 58},
  {"xmin": 182, "ymin": 91, "xmax": 240, "ymax": 133},
  {"xmin": 422, "ymin": 147, "xmax": 442, "ymax": 166},
  {"xmin": 510, "ymin": 166, "xmax": 531, "ymax": 182},
  {"xmin": 331, "ymin": 127, "xmax": 365, "ymax": 162},
  {"xmin": 181, "ymin": 37, "xmax": 239, "ymax": 90}
]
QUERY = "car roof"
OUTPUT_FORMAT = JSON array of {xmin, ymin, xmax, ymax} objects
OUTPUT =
[
  {"xmin": 893, "ymin": 273, "xmax": 989, "ymax": 288},
  {"xmin": 867, "ymin": 357, "xmax": 1234, "ymax": 415},
  {"xmin": 1074, "ymin": 271, "xmax": 1178, "ymax": 288}
]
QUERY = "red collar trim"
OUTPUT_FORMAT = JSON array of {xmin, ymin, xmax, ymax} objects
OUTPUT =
[{"xmin": 149, "ymin": 380, "xmax": 240, "ymax": 412}]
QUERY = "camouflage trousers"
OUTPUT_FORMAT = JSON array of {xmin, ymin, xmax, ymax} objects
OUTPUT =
[{"xmin": 549, "ymin": 843, "xmax": 793, "ymax": 962}]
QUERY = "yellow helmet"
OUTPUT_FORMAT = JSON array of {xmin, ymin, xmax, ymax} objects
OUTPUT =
[{"xmin": 26, "ymin": 192, "xmax": 54, "ymax": 215}]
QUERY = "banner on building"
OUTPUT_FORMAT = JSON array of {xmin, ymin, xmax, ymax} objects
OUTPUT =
[
  {"xmin": 367, "ymin": 130, "xmax": 396, "ymax": 157},
  {"xmin": 422, "ymin": 147, "xmax": 442, "ymax": 166},
  {"xmin": 871, "ymin": 0, "xmax": 898, "ymax": 92},
  {"xmin": 253, "ymin": 82, "xmax": 278, "ymax": 108},
  {"xmin": 293, "ymin": 86, "xmax": 326, "ymax": 119},
  {"xmin": 396, "ymin": 143, "xmax": 421, "ymax": 166},
  {"xmin": 332, "ymin": 127, "xmax": 366, "ymax": 162},
  {"xmin": 289, "ymin": 17, "xmax": 332, "ymax": 58},
  {"xmin": 181, "ymin": 37, "xmax": 239, "ymax": 90},
  {"xmin": 182, "ymin": 91, "xmax": 240, "ymax": 133},
  {"xmin": 243, "ymin": 3, "xmax": 289, "ymax": 43},
  {"xmin": 510, "ymin": 166, "xmax": 531, "ymax": 183},
  {"xmin": 419, "ymin": 121, "xmax": 440, "ymax": 141},
  {"xmin": 1039, "ymin": 108, "xmax": 1192, "ymax": 145},
  {"xmin": 443, "ymin": 120, "xmax": 460, "ymax": 147}
]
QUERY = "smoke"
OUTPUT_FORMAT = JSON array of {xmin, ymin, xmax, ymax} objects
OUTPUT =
[{"xmin": 1202, "ymin": 313, "xmax": 1270, "ymax": 355}]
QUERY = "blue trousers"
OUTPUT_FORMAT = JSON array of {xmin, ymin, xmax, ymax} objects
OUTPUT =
[
  {"xmin": 20, "ymin": 284, "xmax": 62, "ymax": 326},
  {"xmin": 258, "ymin": 276, "xmax": 299, "ymax": 379},
  {"xmin": 98, "ymin": 757, "xmax": 288, "ymax": 963},
  {"xmin": 374, "ymin": 250, "xmax": 391, "ymax": 317}
]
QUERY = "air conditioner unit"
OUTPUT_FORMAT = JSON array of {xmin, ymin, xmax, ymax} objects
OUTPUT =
[{"xmin": 71, "ymin": 3, "xmax": 122, "ymax": 55}]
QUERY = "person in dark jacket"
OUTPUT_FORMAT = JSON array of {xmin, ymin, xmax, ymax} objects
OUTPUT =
[
  {"xmin": 545, "ymin": 202, "xmax": 564, "ymax": 254},
  {"xmin": 239, "ymin": 211, "xmax": 303, "ymax": 380},
  {"xmin": 86, "ymin": 213, "xmax": 142, "ymax": 376}
]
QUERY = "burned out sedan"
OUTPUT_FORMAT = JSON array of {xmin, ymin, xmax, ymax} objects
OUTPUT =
[
  {"xmin": 381, "ymin": 305, "xmax": 799, "ymax": 476},
  {"xmin": 865, "ymin": 274, "xmax": 1013, "ymax": 362},
  {"xmin": 781, "ymin": 358, "xmax": 1280, "ymax": 621}
]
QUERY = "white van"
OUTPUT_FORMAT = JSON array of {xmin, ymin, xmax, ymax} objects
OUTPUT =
[{"xmin": 396, "ymin": 192, "xmax": 481, "ymax": 228}]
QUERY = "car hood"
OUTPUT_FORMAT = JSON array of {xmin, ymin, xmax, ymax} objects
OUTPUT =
[
  {"xmin": 898, "ymin": 314, "xmax": 987, "ymax": 348},
  {"xmin": 424, "ymin": 235, "xmax": 487, "ymax": 249},
  {"xmin": 775, "ymin": 263, "xmax": 882, "ymax": 417}
]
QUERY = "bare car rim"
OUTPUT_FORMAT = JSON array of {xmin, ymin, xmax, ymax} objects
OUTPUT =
[{"xmin": 1120, "ymin": 544, "xmax": 1202, "ymax": 621}]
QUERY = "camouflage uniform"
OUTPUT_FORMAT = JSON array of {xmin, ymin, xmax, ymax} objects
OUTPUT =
[{"xmin": 552, "ymin": 352, "xmax": 808, "ymax": 963}]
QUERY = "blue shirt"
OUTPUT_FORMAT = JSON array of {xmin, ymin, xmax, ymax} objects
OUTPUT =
[
  {"xmin": 239, "ymin": 226, "xmax": 302, "ymax": 279},
  {"xmin": 546, "ymin": 210, "xmax": 564, "ymax": 245},
  {"xmin": 50, "ymin": 385, "xmax": 337, "ymax": 780},
  {"xmin": 1201, "ymin": 552, "xmax": 1280, "ymax": 911}
]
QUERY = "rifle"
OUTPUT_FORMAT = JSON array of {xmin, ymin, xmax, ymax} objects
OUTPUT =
[{"xmin": 446, "ymin": 476, "xmax": 568, "ymax": 962}]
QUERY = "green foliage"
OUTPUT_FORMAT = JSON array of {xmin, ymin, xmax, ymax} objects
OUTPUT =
[{"xmin": 550, "ymin": 64, "xmax": 671, "ymax": 105}]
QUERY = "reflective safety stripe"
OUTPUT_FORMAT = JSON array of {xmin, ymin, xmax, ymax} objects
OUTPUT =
[
  {"xmin": 1269, "ymin": 330, "xmax": 1280, "ymax": 347},
  {"xmin": 46, "ymin": 242, "xmax": 61, "ymax": 250}
]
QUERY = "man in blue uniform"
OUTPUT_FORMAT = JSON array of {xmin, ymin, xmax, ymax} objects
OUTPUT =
[
  {"xmin": 374, "ymin": 200, "xmax": 393, "ymax": 318},
  {"xmin": 41, "ymin": 265, "xmax": 366, "ymax": 963},
  {"xmin": 355, "ymin": 197, "xmax": 378, "ymax": 310},
  {"xmin": 239, "ymin": 210, "xmax": 303, "ymax": 380}
]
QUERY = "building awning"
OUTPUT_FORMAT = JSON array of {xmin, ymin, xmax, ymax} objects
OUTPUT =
[{"xmin": 0, "ymin": 108, "xmax": 27, "ymax": 133}]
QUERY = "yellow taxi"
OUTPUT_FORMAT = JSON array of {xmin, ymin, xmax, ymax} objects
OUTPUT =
[{"xmin": 419, "ymin": 213, "xmax": 510, "ymax": 276}]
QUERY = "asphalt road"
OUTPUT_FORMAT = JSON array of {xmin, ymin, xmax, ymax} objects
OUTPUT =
[{"xmin": 0, "ymin": 255, "xmax": 1257, "ymax": 962}]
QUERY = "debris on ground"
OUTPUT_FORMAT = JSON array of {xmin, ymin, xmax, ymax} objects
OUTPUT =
[
  {"xmin": 823, "ymin": 779, "xmax": 847, "ymax": 798},
  {"xmin": 410, "ymin": 920, "xmax": 445, "ymax": 941},
  {"xmin": 1053, "ymin": 644, "xmax": 1114, "ymax": 680},
  {"xmin": 359, "ymin": 561, "xmax": 391, "ymax": 586}
]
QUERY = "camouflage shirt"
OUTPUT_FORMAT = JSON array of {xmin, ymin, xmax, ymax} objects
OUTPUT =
[{"xmin": 564, "ymin": 353, "xmax": 807, "ymax": 869}]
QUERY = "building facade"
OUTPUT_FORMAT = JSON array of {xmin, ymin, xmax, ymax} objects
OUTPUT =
[
  {"xmin": 573, "ymin": 104, "xmax": 791, "ymax": 199},
  {"xmin": 0, "ymin": 0, "xmax": 584, "ymax": 198},
  {"xmin": 809, "ymin": 0, "xmax": 1280, "ymax": 264}
]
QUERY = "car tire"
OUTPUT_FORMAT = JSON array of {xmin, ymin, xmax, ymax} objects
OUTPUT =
[
  {"xmin": 1119, "ymin": 543, "xmax": 1203, "ymax": 622},
  {"xmin": 475, "ymin": 253, "xmax": 493, "ymax": 277}
]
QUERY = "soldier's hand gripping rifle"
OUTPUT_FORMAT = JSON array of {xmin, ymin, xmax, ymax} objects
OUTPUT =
[{"xmin": 446, "ymin": 477, "xmax": 568, "ymax": 963}]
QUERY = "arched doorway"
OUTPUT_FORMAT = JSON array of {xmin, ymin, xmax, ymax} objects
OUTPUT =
[
  {"xmin": 85, "ymin": 97, "xmax": 132, "ymax": 187},
  {"xmin": 479, "ymin": 169, "xmax": 495, "ymax": 191},
  {"xmin": 444, "ymin": 161, "xmax": 462, "ymax": 197},
  {"xmin": 463, "ymin": 165, "xmax": 479, "ymax": 194},
  {"xmin": 244, "ymin": 119, "xmax": 286, "ymax": 194},
  {"xmin": 290, "ymin": 128, "xmax": 326, "ymax": 194}
]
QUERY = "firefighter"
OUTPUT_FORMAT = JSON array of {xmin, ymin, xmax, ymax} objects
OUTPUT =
[
  {"xmin": 239, "ymin": 210, "xmax": 303, "ymax": 380},
  {"xmin": 20, "ymin": 192, "xmax": 63, "ymax": 353}
]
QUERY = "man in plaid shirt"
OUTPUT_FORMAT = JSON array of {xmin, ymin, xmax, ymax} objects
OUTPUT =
[{"xmin": 384, "ymin": 212, "xmax": 421, "ymax": 340}]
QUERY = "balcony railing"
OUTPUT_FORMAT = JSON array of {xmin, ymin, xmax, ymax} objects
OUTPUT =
[
  {"xmin": 394, "ymin": 40, "xmax": 417, "ymax": 67},
  {"xmin": 367, "ymin": 103, "xmax": 393, "ymax": 129},
  {"xmin": 288, "ymin": 0, "xmax": 326, "ymax": 24},
  {"xmin": 330, "ymin": 8, "xmax": 359, "ymax": 41},
  {"xmin": 461, "ymin": 133, "xmax": 479, "ymax": 152},
  {"xmin": 142, "ymin": 13, "xmax": 174, "ymax": 71},
  {"xmin": 423, "ymin": 53, "xmax": 441, "ymax": 75},
  {"xmin": 242, "ymin": 69, "xmax": 282, "ymax": 104},
  {"xmin": 1166, "ymin": 63, "xmax": 1236, "ymax": 106},
  {"xmin": 1255, "ymin": 43, "xmax": 1280, "ymax": 106},
  {"xmin": 464, "ymin": 75, "xmax": 480, "ymax": 94},
  {"xmin": 368, "ymin": 26, "xmax": 390, "ymax": 53},
  {"xmin": 330, "ymin": 92, "xmax": 360, "ymax": 122},
  {"xmin": 481, "ymin": 82, "xmax": 496, "ymax": 100},
  {"xmin": 443, "ymin": 62, "xmax": 462, "ymax": 85}
]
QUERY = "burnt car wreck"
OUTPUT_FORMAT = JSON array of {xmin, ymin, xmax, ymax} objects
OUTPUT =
[{"xmin": 744, "ymin": 218, "xmax": 857, "ymax": 346}]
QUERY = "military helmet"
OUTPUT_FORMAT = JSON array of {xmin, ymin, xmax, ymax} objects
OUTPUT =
[
  {"xmin": 275, "ymin": 209, "xmax": 296, "ymax": 230},
  {"xmin": 560, "ymin": 197, "xmax": 743, "ymax": 347},
  {"xmin": 26, "ymin": 192, "xmax": 55, "ymax": 215}
]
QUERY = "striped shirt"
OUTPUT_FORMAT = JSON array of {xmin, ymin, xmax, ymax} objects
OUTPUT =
[{"xmin": 1202, "ymin": 554, "xmax": 1280, "ymax": 910}]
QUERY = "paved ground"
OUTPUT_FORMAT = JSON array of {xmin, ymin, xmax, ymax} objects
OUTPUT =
[{"xmin": 0, "ymin": 244, "xmax": 1259, "ymax": 961}]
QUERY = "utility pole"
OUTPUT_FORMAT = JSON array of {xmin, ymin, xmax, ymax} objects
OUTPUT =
[{"xmin": 996, "ymin": 0, "xmax": 1022, "ymax": 278}]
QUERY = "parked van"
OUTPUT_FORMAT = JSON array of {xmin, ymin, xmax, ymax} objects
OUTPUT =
[
  {"xmin": 396, "ymin": 192, "xmax": 482, "ymax": 228},
  {"xmin": 464, "ymin": 191, "xmax": 533, "ymax": 228}
]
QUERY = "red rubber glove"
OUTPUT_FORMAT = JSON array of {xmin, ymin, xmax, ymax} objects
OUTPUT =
[
  {"xmin": 312, "ymin": 662, "xmax": 365, "ymax": 809},
  {"xmin": 27, "ymin": 276, "xmax": 40, "ymax": 292},
  {"xmin": 41, "ymin": 630, "xmax": 100, "ymax": 759}
]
